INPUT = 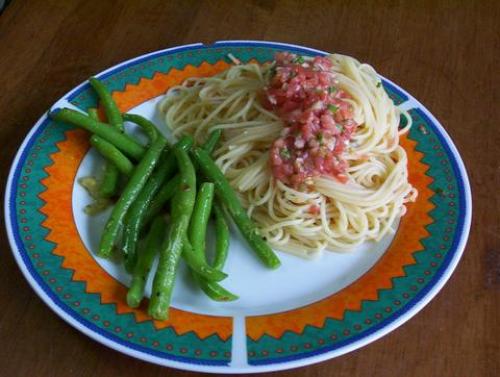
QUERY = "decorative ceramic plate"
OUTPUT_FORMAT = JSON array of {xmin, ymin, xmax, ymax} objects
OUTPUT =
[{"xmin": 4, "ymin": 41, "xmax": 471, "ymax": 373}]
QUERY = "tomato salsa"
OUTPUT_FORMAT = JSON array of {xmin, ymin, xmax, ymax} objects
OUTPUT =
[{"xmin": 263, "ymin": 53, "xmax": 357, "ymax": 188}]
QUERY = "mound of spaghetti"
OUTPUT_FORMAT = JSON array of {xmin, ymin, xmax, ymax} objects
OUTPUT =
[{"xmin": 158, "ymin": 52, "xmax": 417, "ymax": 257}]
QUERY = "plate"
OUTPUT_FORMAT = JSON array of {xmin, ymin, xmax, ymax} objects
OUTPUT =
[{"xmin": 4, "ymin": 41, "xmax": 471, "ymax": 373}]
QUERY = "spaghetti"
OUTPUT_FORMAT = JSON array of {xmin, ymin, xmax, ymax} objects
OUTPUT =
[{"xmin": 158, "ymin": 53, "xmax": 417, "ymax": 257}]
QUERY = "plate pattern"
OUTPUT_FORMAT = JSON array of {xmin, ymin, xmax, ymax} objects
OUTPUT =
[{"xmin": 6, "ymin": 42, "xmax": 469, "ymax": 371}]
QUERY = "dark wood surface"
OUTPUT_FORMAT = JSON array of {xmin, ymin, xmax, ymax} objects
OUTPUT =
[{"xmin": 0, "ymin": 1, "xmax": 498, "ymax": 376}]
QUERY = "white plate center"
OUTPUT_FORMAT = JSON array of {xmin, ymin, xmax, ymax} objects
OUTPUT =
[{"xmin": 72, "ymin": 98, "xmax": 396, "ymax": 317}]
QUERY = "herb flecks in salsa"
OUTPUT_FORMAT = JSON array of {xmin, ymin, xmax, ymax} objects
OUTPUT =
[{"xmin": 263, "ymin": 53, "xmax": 358, "ymax": 188}]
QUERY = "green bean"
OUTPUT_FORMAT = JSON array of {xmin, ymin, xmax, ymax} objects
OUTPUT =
[
  {"xmin": 139, "ymin": 136, "xmax": 194, "ymax": 226},
  {"xmin": 190, "ymin": 131, "xmax": 237, "ymax": 300},
  {"xmin": 188, "ymin": 231, "xmax": 237, "ymax": 301},
  {"xmin": 188, "ymin": 182, "xmax": 215, "ymax": 257},
  {"xmin": 143, "ymin": 175, "xmax": 180, "ymax": 225},
  {"xmin": 189, "ymin": 206, "xmax": 236, "ymax": 302},
  {"xmin": 121, "ymin": 150, "xmax": 169, "ymax": 272},
  {"xmin": 88, "ymin": 78, "xmax": 125, "ymax": 197},
  {"xmin": 201, "ymin": 132, "xmax": 228, "ymax": 270},
  {"xmin": 87, "ymin": 108, "xmax": 99, "ymax": 120},
  {"xmin": 202, "ymin": 132, "xmax": 229, "ymax": 271},
  {"xmin": 122, "ymin": 113, "xmax": 159, "ymax": 143},
  {"xmin": 126, "ymin": 216, "xmax": 166, "ymax": 308},
  {"xmin": 121, "ymin": 136, "xmax": 193, "ymax": 271},
  {"xmin": 181, "ymin": 182, "xmax": 228, "ymax": 281},
  {"xmin": 89, "ymin": 77, "xmax": 123, "ymax": 130},
  {"xmin": 182, "ymin": 238, "xmax": 227, "ymax": 282},
  {"xmin": 86, "ymin": 108, "xmax": 121, "ymax": 198},
  {"xmin": 88, "ymin": 109, "xmax": 118, "ymax": 196},
  {"xmin": 194, "ymin": 275, "xmax": 238, "ymax": 301},
  {"xmin": 148, "ymin": 146, "xmax": 196, "ymax": 320},
  {"xmin": 191, "ymin": 147, "xmax": 281, "ymax": 269},
  {"xmin": 212, "ymin": 204, "xmax": 229, "ymax": 270},
  {"xmin": 50, "ymin": 108, "xmax": 145, "ymax": 160},
  {"xmin": 98, "ymin": 136, "xmax": 168, "ymax": 258},
  {"xmin": 87, "ymin": 108, "xmax": 120, "ymax": 200},
  {"xmin": 203, "ymin": 129, "xmax": 222, "ymax": 154},
  {"xmin": 186, "ymin": 178, "xmax": 235, "ymax": 300},
  {"xmin": 187, "ymin": 130, "xmax": 221, "ymax": 175},
  {"xmin": 142, "ymin": 175, "xmax": 227, "ymax": 284},
  {"xmin": 90, "ymin": 135, "xmax": 134, "ymax": 176}
]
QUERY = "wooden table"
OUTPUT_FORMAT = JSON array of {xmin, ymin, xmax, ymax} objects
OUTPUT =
[{"xmin": 0, "ymin": 1, "xmax": 498, "ymax": 376}]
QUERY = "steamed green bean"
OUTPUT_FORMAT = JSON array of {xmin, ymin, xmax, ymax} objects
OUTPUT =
[
  {"xmin": 98, "ymin": 136, "xmax": 167, "ymax": 258},
  {"xmin": 191, "ymin": 147, "xmax": 280, "ymax": 269},
  {"xmin": 148, "ymin": 145, "xmax": 196, "ymax": 320}
]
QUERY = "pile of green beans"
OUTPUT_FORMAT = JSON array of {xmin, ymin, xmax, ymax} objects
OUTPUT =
[{"xmin": 50, "ymin": 77, "xmax": 281, "ymax": 320}]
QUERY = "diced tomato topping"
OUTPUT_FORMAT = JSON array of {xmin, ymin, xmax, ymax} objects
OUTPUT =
[{"xmin": 264, "ymin": 53, "xmax": 358, "ymax": 188}]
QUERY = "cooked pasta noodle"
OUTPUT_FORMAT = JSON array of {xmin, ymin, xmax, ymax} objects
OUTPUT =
[{"xmin": 158, "ymin": 54, "xmax": 417, "ymax": 258}]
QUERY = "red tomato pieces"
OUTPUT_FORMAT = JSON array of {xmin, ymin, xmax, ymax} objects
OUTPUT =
[{"xmin": 264, "ymin": 53, "xmax": 357, "ymax": 188}]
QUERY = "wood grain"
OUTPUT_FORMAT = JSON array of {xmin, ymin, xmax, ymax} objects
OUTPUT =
[{"xmin": 0, "ymin": 1, "xmax": 498, "ymax": 376}]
